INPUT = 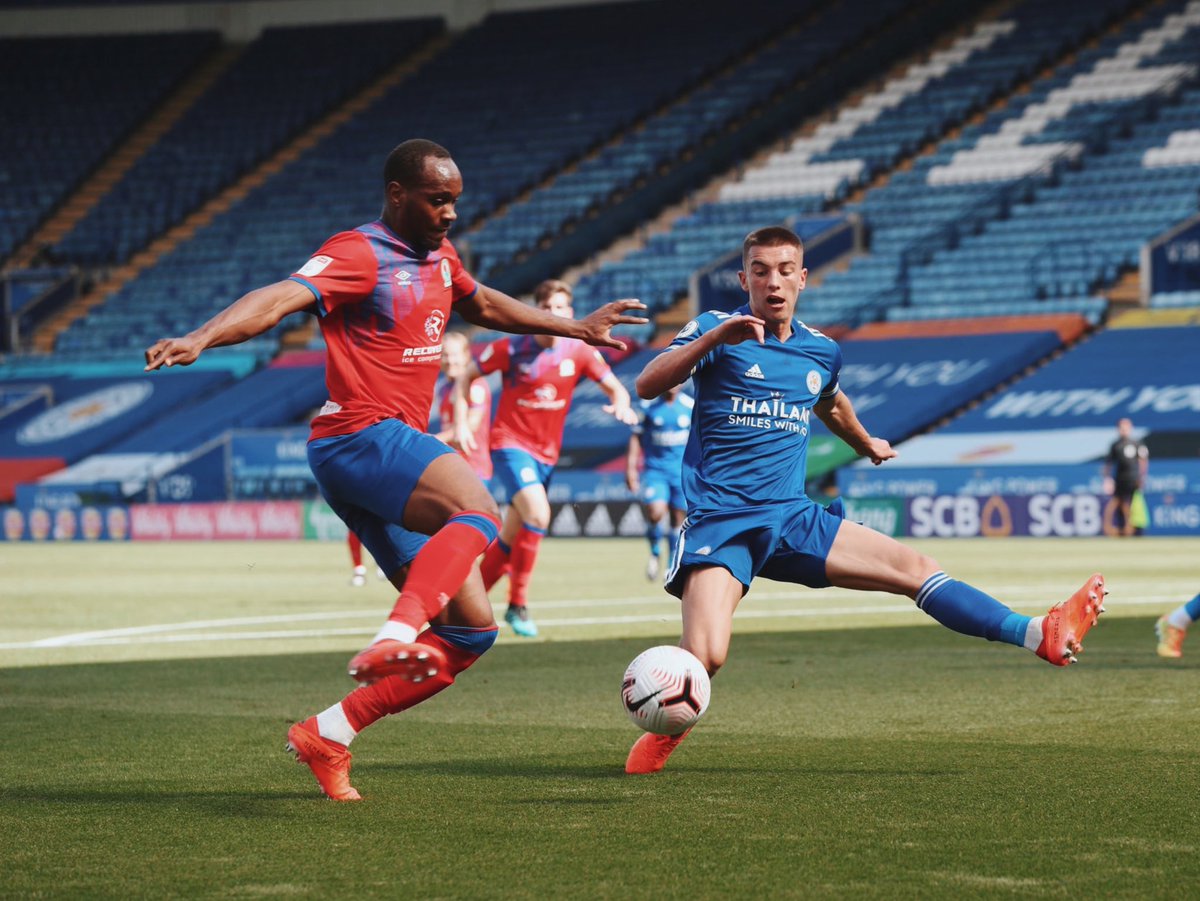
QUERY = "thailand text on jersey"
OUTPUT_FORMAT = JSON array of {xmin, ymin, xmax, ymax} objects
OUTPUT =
[
  {"xmin": 477, "ymin": 334, "xmax": 611, "ymax": 465},
  {"xmin": 289, "ymin": 219, "xmax": 478, "ymax": 441},
  {"xmin": 635, "ymin": 394, "xmax": 693, "ymax": 475},
  {"xmin": 669, "ymin": 306, "xmax": 841, "ymax": 510}
]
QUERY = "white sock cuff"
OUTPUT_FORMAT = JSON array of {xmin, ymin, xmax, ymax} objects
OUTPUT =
[
  {"xmin": 316, "ymin": 702, "xmax": 358, "ymax": 747},
  {"xmin": 371, "ymin": 621, "xmax": 419, "ymax": 646},
  {"xmin": 1023, "ymin": 616, "xmax": 1045, "ymax": 653},
  {"xmin": 1167, "ymin": 608, "xmax": 1194, "ymax": 630}
]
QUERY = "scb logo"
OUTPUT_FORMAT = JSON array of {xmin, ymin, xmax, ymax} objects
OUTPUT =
[
  {"xmin": 910, "ymin": 493, "xmax": 1106, "ymax": 537},
  {"xmin": 1027, "ymin": 494, "xmax": 1103, "ymax": 537}
]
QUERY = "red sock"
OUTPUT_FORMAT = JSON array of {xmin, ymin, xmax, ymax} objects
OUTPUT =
[
  {"xmin": 480, "ymin": 538, "xmax": 511, "ymax": 590},
  {"xmin": 347, "ymin": 532, "xmax": 363, "ymax": 567},
  {"xmin": 340, "ymin": 630, "xmax": 485, "ymax": 731},
  {"xmin": 508, "ymin": 525, "xmax": 545, "ymax": 607},
  {"xmin": 388, "ymin": 511, "xmax": 500, "ymax": 630}
]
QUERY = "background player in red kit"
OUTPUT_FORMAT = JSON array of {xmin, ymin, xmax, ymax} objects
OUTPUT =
[
  {"xmin": 458, "ymin": 279, "xmax": 637, "ymax": 637},
  {"xmin": 435, "ymin": 330, "xmax": 492, "ymax": 481},
  {"xmin": 144, "ymin": 139, "xmax": 645, "ymax": 800}
]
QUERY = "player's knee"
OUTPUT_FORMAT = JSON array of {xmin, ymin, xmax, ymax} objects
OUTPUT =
[
  {"xmin": 430, "ymin": 623, "xmax": 498, "ymax": 657},
  {"xmin": 524, "ymin": 508, "xmax": 551, "ymax": 531},
  {"xmin": 684, "ymin": 642, "xmax": 725, "ymax": 676}
]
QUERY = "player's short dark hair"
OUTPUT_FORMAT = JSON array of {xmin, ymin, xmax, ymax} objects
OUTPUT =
[
  {"xmin": 534, "ymin": 278, "xmax": 573, "ymax": 306},
  {"xmin": 742, "ymin": 226, "xmax": 804, "ymax": 267},
  {"xmin": 383, "ymin": 139, "xmax": 453, "ymax": 188}
]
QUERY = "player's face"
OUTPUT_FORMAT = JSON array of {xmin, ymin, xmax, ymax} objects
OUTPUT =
[
  {"xmin": 390, "ymin": 156, "xmax": 463, "ymax": 251},
  {"xmin": 539, "ymin": 290, "xmax": 574, "ymax": 319},
  {"xmin": 739, "ymin": 243, "xmax": 806, "ymax": 328},
  {"xmin": 441, "ymin": 338, "xmax": 468, "ymax": 377}
]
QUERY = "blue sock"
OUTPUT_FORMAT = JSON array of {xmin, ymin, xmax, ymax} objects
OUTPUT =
[
  {"xmin": 1185, "ymin": 594, "xmax": 1200, "ymax": 622},
  {"xmin": 647, "ymin": 520, "xmax": 664, "ymax": 555},
  {"xmin": 916, "ymin": 572, "xmax": 1030, "ymax": 647}
]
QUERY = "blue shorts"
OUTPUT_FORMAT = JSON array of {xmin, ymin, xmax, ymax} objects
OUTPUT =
[
  {"xmin": 641, "ymin": 469, "xmax": 685, "ymax": 511},
  {"xmin": 664, "ymin": 499, "xmax": 844, "ymax": 598},
  {"xmin": 308, "ymin": 419, "xmax": 453, "ymax": 577},
  {"xmin": 491, "ymin": 447, "xmax": 555, "ymax": 499}
]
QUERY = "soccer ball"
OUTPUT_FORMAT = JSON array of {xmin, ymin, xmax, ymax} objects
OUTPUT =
[{"xmin": 621, "ymin": 645, "xmax": 711, "ymax": 735}]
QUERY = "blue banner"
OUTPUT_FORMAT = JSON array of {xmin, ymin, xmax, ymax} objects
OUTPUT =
[
  {"xmin": 1149, "ymin": 214, "xmax": 1200, "ymax": 295},
  {"xmin": 0, "ymin": 372, "xmax": 229, "ymax": 463},
  {"xmin": 152, "ymin": 442, "xmax": 228, "ymax": 502},
  {"xmin": 839, "ymin": 461, "xmax": 1200, "ymax": 537},
  {"xmin": 827, "ymin": 331, "xmax": 1063, "ymax": 443},
  {"xmin": 942, "ymin": 326, "xmax": 1200, "ymax": 433}
]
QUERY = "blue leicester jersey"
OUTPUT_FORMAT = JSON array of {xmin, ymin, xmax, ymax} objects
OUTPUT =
[
  {"xmin": 670, "ymin": 306, "xmax": 842, "ymax": 510},
  {"xmin": 634, "ymin": 393, "xmax": 693, "ymax": 475}
]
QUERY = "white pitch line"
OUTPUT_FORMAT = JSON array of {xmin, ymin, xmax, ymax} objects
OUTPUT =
[{"xmin": 0, "ymin": 593, "xmax": 1176, "ymax": 651}]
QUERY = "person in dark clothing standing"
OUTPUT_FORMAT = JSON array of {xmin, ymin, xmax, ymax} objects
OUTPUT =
[{"xmin": 1103, "ymin": 417, "xmax": 1148, "ymax": 537}]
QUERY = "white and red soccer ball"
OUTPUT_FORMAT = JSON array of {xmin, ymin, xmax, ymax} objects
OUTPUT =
[{"xmin": 621, "ymin": 645, "xmax": 711, "ymax": 735}]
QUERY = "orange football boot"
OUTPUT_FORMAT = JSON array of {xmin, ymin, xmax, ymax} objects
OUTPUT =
[
  {"xmin": 286, "ymin": 717, "xmax": 361, "ymax": 801},
  {"xmin": 1156, "ymin": 616, "xmax": 1186, "ymax": 659},
  {"xmin": 625, "ymin": 729, "xmax": 692, "ymax": 774},
  {"xmin": 1036, "ymin": 573, "xmax": 1106, "ymax": 666},
  {"xmin": 347, "ymin": 639, "xmax": 445, "ymax": 685}
]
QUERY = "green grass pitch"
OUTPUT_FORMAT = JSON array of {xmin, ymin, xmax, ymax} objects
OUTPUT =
[{"xmin": 2, "ymin": 537, "xmax": 1198, "ymax": 898}]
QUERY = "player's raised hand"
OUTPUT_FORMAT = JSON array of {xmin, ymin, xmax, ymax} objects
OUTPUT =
[
  {"xmin": 579, "ymin": 299, "xmax": 649, "ymax": 351},
  {"xmin": 714, "ymin": 313, "xmax": 765, "ymax": 346},
  {"xmin": 864, "ymin": 436, "xmax": 897, "ymax": 466},
  {"xmin": 604, "ymin": 398, "xmax": 639, "ymax": 426},
  {"xmin": 144, "ymin": 335, "xmax": 203, "ymax": 371}
]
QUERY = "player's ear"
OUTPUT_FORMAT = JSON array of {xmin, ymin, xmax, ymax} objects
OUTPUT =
[{"xmin": 737, "ymin": 269, "xmax": 749, "ymax": 292}]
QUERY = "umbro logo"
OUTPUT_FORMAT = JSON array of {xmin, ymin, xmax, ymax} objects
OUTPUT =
[
  {"xmin": 395, "ymin": 270, "xmax": 412, "ymax": 285},
  {"xmin": 745, "ymin": 364, "xmax": 765, "ymax": 380}
]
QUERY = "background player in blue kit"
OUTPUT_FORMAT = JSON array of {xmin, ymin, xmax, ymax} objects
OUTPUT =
[
  {"xmin": 625, "ymin": 384, "xmax": 693, "ymax": 579},
  {"xmin": 625, "ymin": 226, "xmax": 1107, "ymax": 775}
]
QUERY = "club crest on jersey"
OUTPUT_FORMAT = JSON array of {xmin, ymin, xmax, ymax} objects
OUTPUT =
[
  {"xmin": 440, "ymin": 259, "xmax": 453, "ymax": 288},
  {"xmin": 807, "ymin": 370, "xmax": 822, "ymax": 394},
  {"xmin": 559, "ymin": 359, "xmax": 576, "ymax": 377},
  {"xmin": 677, "ymin": 320, "xmax": 699, "ymax": 339},
  {"xmin": 424, "ymin": 310, "xmax": 446, "ymax": 341}
]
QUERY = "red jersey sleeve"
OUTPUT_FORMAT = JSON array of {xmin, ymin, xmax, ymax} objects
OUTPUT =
[
  {"xmin": 582, "ymin": 346, "xmax": 612, "ymax": 382},
  {"xmin": 475, "ymin": 338, "xmax": 511, "ymax": 376},
  {"xmin": 444, "ymin": 244, "xmax": 478, "ymax": 303},
  {"xmin": 289, "ymin": 231, "xmax": 378, "ymax": 315}
]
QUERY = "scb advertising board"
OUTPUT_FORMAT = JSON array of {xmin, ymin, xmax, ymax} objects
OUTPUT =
[{"xmin": 839, "ymin": 462, "xmax": 1200, "ymax": 537}]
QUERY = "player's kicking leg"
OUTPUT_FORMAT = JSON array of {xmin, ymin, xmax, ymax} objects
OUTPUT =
[
  {"xmin": 826, "ymin": 519, "xmax": 1106, "ymax": 665},
  {"xmin": 289, "ymin": 564, "xmax": 498, "ymax": 800},
  {"xmin": 626, "ymin": 565, "xmax": 740, "ymax": 774},
  {"xmin": 345, "ymin": 452, "xmax": 501, "ymax": 682}
]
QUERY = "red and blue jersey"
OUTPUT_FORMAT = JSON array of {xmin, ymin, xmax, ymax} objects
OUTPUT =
[
  {"xmin": 436, "ymin": 375, "xmax": 493, "ymax": 479},
  {"xmin": 477, "ymin": 335, "xmax": 611, "ymax": 465},
  {"xmin": 289, "ymin": 220, "xmax": 477, "ymax": 441}
]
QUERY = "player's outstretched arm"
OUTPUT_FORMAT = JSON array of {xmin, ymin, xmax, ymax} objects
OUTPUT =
[
  {"xmin": 814, "ymin": 391, "xmax": 896, "ymax": 466},
  {"xmin": 636, "ymin": 314, "xmax": 764, "ymax": 399},
  {"xmin": 144, "ymin": 280, "xmax": 314, "ymax": 371},
  {"xmin": 625, "ymin": 434, "xmax": 641, "ymax": 492},
  {"xmin": 599, "ymin": 373, "xmax": 638, "ymax": 425},
  {"xmin": 450, "ymin": 360, "xmax": 485, "ymax": 453},
  {"xmin": 458, "ymin": 284, "xmax": 647, "ymax": 350}
]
